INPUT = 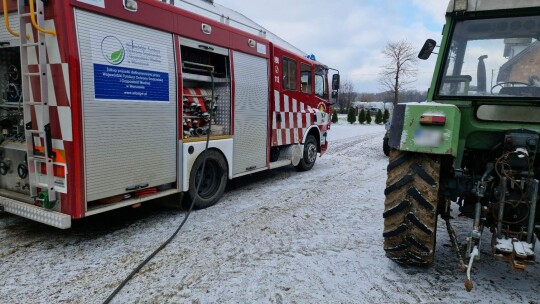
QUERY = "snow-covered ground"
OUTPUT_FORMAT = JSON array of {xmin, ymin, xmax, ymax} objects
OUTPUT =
[{"xmin": 1, "ymin": 123, "xmax": 540, "ymax": 303}]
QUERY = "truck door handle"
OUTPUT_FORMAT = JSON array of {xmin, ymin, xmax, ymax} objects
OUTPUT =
[
  {"xmin": 44, "ymin": 123, "xmax": 56, "ymax": 159},
  {"xmin": 198, "ymin": 45, "xmax": 214, "ymax": 51},
  {"xmin": 126, "ymin": 183, "xmax": 149, "ymax": 191}
]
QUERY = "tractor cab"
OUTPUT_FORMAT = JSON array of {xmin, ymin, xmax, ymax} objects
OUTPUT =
[{"xmin": 432, "ymin": 15, "xmax": 540, "ymax": 100}]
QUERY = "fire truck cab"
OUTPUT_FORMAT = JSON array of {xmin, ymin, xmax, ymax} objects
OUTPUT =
[{"xmin": 0, "ymin": 0, "xmax": 338, "ymax": 228}]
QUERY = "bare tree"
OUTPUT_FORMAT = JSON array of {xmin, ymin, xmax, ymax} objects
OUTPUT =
[
  {"xmin": 379, "ymin": 40, "xmax": 418, "ymax": 106},
  {"xmin": 359, "ymin": 93, "xmax": 376, "ymax": 103},
  {"xmin": 337, "ymin": 79, "xmax": 358, "ymax": 112}
]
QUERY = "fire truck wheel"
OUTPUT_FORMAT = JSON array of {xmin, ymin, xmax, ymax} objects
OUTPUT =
[
  {"xmin": 295, "ymin": 135, "xmax": 317, "ymax": 172},
  {"xmin": 383, "ymin": 150, "xmax": 440, "ymax": 266},
  {"xmin": 186, "ymin": 150, "xmax": 228, "ymax": 210}
]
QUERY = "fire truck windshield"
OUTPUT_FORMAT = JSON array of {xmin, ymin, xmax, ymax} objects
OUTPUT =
[
  {"xmin": 436, "ymin": 15, "xmax": 540, "ymax": 99},
  {"xmin": 315, "ymin": 70, "xmax": 328, "ymax": 99}
]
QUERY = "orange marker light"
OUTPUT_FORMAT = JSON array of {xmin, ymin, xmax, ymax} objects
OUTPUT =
[
  {"xmin": 39, "ymin": 163, "xmax": 66, "ymax": 178},
  {"xmin": 420, "ymin": 115, "xmax": 446, "ymax": 126}
]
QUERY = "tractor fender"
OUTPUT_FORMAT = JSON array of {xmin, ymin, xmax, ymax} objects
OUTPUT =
[{"xmin": 389, "ymin": 102, "xmax": 461, "ymax": 157}]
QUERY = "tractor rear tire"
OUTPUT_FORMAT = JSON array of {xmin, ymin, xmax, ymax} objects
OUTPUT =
[
  {"xmin": 383, "ymin": 150, "xmax": 440, "ymax": 266},
  {"xmin": 383, "ymin": 137, "xmax": 390, "ymax": 156}
]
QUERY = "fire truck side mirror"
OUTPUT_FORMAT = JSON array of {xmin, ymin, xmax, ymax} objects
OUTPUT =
[
  {"xmin": 331, "ymin": 91, "xmax": 338, "ymax": 100},
  {"xmin": 332, "ymin": 74, "xmax": 340, "ymax": 91}
]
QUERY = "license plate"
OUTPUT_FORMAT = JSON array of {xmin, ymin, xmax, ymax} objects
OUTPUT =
[{"xmin": 414, "ymin": 129, "xmax": 443, "ymax": 147}]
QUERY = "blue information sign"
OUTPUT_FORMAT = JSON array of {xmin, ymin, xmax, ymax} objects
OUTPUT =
[{"xmin": 94, "ymin": 64, "xmax": 169, "ymax": 102}]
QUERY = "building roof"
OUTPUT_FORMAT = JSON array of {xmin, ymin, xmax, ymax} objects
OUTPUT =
[{"xmin": 497, "ymin": 41, "xmax": 540, "ymax": 82}]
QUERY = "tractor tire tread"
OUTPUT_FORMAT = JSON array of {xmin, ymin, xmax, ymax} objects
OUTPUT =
[
  {"xmin": 406, "ymin": 212, "xmax": 434, "ymax": 236},
  {"xmin": 384, "ymin": 244, "xmax": 408, "ymax": 252},
  {"xmin": 383, "ymin": 150, "xmax": 440, "ymax": 266},
  {"xmin": 384, "ymin": 175, "xmax": 414, "ymax": 195},
  {"xmin": 406, "ymin": 236, "xmax": 431, "ymax": 253},
  {"xmin": 407, "ymin": 187, "xmax": 435, "ymax": 212},
  {"xmin": 382, "ymin": 224, "xmax": 408, "ymax": 238},
  {"xmin": 411, "ymin": 163, "xmax": 438, "ymax": 187},
  {"xmin": 383, "ymin": 200, "xmax": 411, "ymax": 219},
  {"xmin": 387, "ymin": 153, "xmax": 410, "ymax": 172}
]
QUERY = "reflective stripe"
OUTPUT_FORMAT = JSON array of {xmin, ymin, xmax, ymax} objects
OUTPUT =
[{"xmin": 0, "ymin": 197, "xmax": 71, "ymax": 229}]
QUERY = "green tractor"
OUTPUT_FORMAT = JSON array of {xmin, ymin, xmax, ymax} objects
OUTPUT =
[{"xmin": 383, "ymin": 0, "xmax": 540, "ymax": 290}]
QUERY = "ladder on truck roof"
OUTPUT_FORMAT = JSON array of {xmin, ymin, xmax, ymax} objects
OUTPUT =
[{"xmin": 16, "ymin": 0, "xmax": 58, "ymax": 205}]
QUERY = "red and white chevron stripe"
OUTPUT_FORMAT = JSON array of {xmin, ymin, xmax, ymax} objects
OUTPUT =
[{"xmin": 271, "ymin": 90, "xmax": 317, "ymax": 146}]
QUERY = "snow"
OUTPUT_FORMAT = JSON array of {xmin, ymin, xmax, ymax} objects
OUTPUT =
[
  {"xmin": 495, "ymin": 237, "xmax": 514, "ymax": 253},
  {"xmin": 1, "ymin": 123, "xmax": 540, "ymax": 303}
]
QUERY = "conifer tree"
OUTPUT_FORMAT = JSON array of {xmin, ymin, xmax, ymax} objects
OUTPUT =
[
  {"xmin": 375, "ymin": 109, "xmax": 383, "ymax": 124},
  {"xmin": 358, "ymin": 109, "xmax": 366, "ymax": 124},
  {"xmin": 365, "ymin": 110, "xmax": 372, "ymax": 124},
  {"xmin": 383, "ymin": 108, "xmax": 390, "ymax": 124},
  {"xmin": 347, "ymin": 107, "xmax": 356, "ymax": 124},
  {"xmin": 331, "ymin": 110, "xmax": 338, "ymax": 123}
]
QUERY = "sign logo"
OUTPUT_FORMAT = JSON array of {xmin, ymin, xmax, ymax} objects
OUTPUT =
[{"xmin": 101, "ymin": 36, "xmax": 125, "ymax": 65}]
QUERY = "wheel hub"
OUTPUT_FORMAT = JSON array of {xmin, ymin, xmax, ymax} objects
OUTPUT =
[
  {"xmin": 307, "ymin": 144, "xmax": 317, "ymax": 163},
  {"xmin": 195, "ymin": 161, "xmax": 220, "ymax": 199}
]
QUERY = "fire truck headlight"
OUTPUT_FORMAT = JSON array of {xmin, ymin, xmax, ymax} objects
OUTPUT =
[{"xmin": 123, "ymin": 0, "xmax": 138, "ymax": 12}]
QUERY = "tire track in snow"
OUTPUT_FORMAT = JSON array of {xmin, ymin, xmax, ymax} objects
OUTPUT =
[{"xmin": 2, "ymin": 126, "xmax": 540, "ymax": 303}]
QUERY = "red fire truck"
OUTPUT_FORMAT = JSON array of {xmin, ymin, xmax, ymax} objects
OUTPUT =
[{"xmin": 0, "ymin": 0, "xmax": 339, "ymax": 228}]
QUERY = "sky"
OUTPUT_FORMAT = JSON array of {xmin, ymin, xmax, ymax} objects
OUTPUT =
[{"xmin": 217, "ymin": 0, "xmax": 449, "ymax": 93}]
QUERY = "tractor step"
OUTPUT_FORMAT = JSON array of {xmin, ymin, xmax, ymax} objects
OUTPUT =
[
  {"xmin": 494, "ymin": 237, "xmax": 535, "ymax": 270},
  {"xmin": 495, "ymin": 237, "xmax": 535, "ymax": 257},
  {"xmin": 512, "ymin": 239, "xmax": 535, "ymax": 259}
]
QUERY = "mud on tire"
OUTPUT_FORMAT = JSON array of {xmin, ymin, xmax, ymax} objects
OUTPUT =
[{"xmin": 383, "ymin": 150, "xmax": 440, "ymax": 266}]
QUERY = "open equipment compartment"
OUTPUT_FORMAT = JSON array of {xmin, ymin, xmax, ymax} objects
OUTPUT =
[
  {"xmin": 0, "ymin": 45, "xmax": 30, "ymax": 199},
  {"xmin": 0, "ymin": 47, "xmax": 22, "ymax": 105},
  {"xmin": 180, "ymin": 37, "xmax": 231, "ymax": 140}
]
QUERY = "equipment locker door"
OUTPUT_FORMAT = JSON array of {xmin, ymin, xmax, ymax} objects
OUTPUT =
[
  {"xmin": 75, "ymin": 10, "xmax": 177, "ymax": 202},
  {"xmin": 232, "ymin": 51, "xmax": 269, "ymax": 175}
]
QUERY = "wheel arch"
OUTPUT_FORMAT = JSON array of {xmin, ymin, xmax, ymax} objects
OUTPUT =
[
  {"xmin": 303, "ymin": 126, "xmax": 322, "ymax": 152},
  {"xmin": 182, "ymin": 139, "xmax": 233, "ymax": 192}
]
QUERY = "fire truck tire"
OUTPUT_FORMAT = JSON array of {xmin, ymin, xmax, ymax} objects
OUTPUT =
[
  {"xmin": 186, "ymin": 150, "xmax": 228, "ymax": 210},
  {"xmin": 295, "ymin": 135, "xmax": 317, "ymax": 172},
  {"xmin": 383, "ymin": 150, "xmax": 440, "ymax": 266}
]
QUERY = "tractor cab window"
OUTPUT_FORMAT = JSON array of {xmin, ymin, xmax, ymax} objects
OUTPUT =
[
  {"xmin": 282, "ymin": 57, "xmax": 297, "ymax": 91},
  {"xmin": 437, "ymin": 16, "xmax": 540, "ymax": 99},
  {"xmin": 300, "ymin": 63, "xmax": 312, "ymax": 94},
  {"xmin": 315, "ymin": 67, "xmax": 328, "ymax": 99}
]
